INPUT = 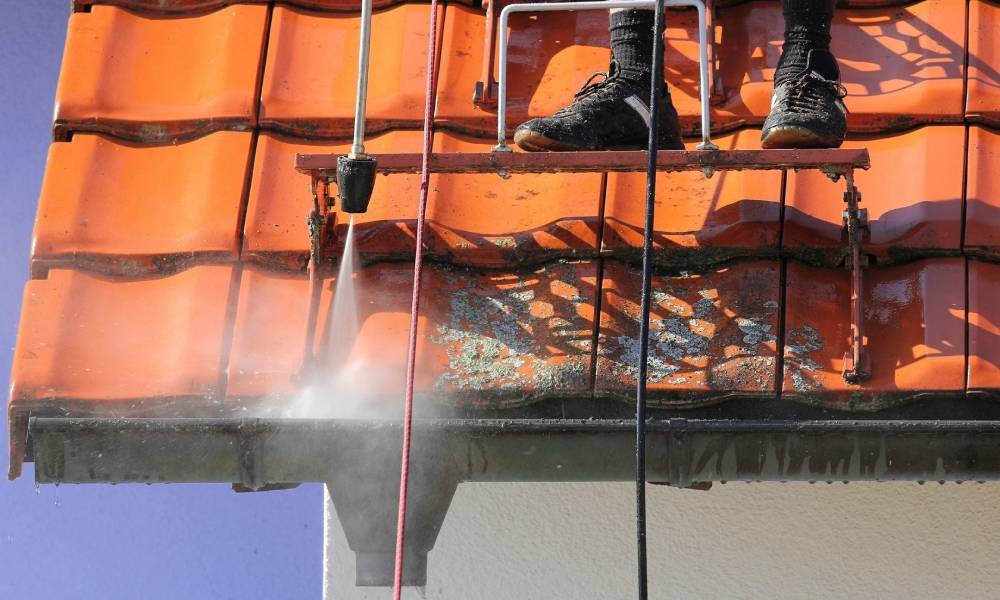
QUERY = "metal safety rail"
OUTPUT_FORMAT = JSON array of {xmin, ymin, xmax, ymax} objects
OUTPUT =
[{"xmin": 473, "ymin": 0, "xmax": 726, "ymax": 111}]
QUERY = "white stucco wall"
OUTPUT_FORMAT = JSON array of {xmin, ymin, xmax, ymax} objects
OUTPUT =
[{"xmin": 325, "ymin": 482, "xmax": 1000, "ymax": 599}]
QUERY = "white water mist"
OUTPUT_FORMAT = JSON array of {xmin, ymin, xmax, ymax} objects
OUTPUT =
[{"xmin": 288, "ymin": 216, "xmax": 403, "ymax": 420}]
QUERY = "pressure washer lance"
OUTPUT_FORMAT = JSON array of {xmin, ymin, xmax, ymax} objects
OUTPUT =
[{"xmin": 337, "ymin": 154, "xmax": 378, "ymax": 214}]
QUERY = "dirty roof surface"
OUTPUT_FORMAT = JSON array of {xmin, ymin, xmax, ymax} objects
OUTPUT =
[{"xmin": 8, "ymin": 0, "xmax": 1000, "ymax": 478}]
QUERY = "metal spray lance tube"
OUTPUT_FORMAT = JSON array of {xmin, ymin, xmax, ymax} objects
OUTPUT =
[
  {"xmin": 339, "ymin": 0, "xmax": 379, "ymax": 214},
  {"xmin": 350, "ymin": 0, "xmax": 375, "ymax": 158}
]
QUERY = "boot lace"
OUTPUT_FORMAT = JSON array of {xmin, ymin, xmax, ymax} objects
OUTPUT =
[
  {"xmin": 552, "ymin": 62, "xmax": 629, "ymax": 117},
  {"xmin": 779, "ymin": 70, "xmax": 848, "ymax": 114}
]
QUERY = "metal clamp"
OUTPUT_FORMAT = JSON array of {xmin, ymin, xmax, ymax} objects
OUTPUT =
[{"xmin": 493, "ymin": 0, "xmax": 715, "ymax": 152}]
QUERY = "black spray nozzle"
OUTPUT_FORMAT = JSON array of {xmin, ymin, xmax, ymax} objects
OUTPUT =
[{"xmin": 336, "ymin": 154, "xmax": 378, "ymax": 214}]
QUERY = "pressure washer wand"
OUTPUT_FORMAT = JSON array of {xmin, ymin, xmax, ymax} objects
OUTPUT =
[{"xmin": 339, "ymin": 0, "xmax": 378, "ymax": 214}]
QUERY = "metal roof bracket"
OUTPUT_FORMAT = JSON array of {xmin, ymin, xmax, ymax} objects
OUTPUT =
[
  {"xmin": 301, "ymin": 175, "xmax": 336, "ymax": 379},
  {"xmin": 842, "ymin": 173, "xmax": 871, "ymax": 384}
]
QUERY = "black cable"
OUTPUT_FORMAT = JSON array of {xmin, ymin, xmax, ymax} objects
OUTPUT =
[{"xmin": 636, "ymin": 1, "xmax": 666, "ymax": 599}]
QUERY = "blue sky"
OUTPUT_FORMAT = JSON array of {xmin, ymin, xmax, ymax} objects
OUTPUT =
[{"xmin": 0, "ymin": 2, "xmax": 322, "ymax": 598}]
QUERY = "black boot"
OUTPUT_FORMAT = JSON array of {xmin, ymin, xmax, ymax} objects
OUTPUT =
[
  {"xmin": 761, "ymin": 0, "xmax": 847, "ymax": 149},
  {"xmin": 514, "ymin": 10, "xmax": 683, "ymax": 152}
]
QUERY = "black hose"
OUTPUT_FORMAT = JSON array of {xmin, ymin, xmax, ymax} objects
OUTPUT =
[{"xmin": 636, "ymin": 1, "xmax": 667, "ymax": 598}]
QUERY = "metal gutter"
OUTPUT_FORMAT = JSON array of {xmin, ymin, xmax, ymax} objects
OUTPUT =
[{"xmin": 28, "ymin": 416, "xmax": 1000, "ymax": 487}]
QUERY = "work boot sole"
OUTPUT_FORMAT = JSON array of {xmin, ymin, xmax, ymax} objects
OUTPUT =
[
  {"xmin": 514, "ymin": 129, "xmax": 685, "ymax": 152},
  {"xmin": 761, "ymin": 125, "xmax": 843, "ymax": 149}
]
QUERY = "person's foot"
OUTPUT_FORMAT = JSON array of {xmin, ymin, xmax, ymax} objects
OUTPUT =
[
  {"xmin": 761, "ymin": 49, "xmax": 847, "ymax": 149},
  {"xmin": 514, "ymin": 64, "xmax": 684, "ymax": 152}
]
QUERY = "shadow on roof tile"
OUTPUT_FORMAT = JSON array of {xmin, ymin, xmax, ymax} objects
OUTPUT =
[
  {"xmin": 784, "ymin": 125, "xmax": 965, "ymax": 266},
  {"xmin": 245, "ymin": 131, "xmax": 601, "ymax": 269},
  {"xmin": 435, "ymin": 1, "xmax": 965, "ymax": 138},
  {"xmin": 227, "ymin": 262, "xmax": 597, "ymax": 415},
  {"xmin": 595, "ymin": 259, "xmax": 780, "ymax": 407},
  {"xmin": 603, "ymin": 129, "xmax": 782, "ymax": 270},
  {"xmin": 967, "ymin": 0, "xmax": 1000, "ymax": 125}
]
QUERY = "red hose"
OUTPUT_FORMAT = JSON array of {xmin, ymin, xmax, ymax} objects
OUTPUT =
[{"xmin": 392, "ymin": 0, "xmax": 440, "ymax": 596}]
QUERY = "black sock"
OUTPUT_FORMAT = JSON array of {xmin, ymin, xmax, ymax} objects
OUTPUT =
[
  {"xmin": 776, "ymin": 0, "xmax": 836, "ymax": 84},
  {"xmin": 609, "ymin": 10, "xmax": 656, "ymax": 85}
]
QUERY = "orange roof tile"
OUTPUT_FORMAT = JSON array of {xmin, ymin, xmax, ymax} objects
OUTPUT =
[
  {"xmin": 8, "ymin": 265, "xmax": 236, "ymax": 476},
  {"xmin": 832, "ymin": 0, "xmax": 966, "ymax": 131},
  {"xmin": 966, "ymin": 127, "xmax": 1000, "ymax": 259},
  {"xmin": 437, "ymin": 1, "xmax": 966, "ymax": 137},
  {"xmin": 10, "ymin": 266, "xmax": 234, "ymax": 411},
  {"xmin": 244, "ymin": 131, "xmax": 422, "ymax": 269},
  {"xmin": 969, "ymin": 259, "xmax": 1000, "ymax": 396},
  {"xmin": 228, "ymin": 262, "xmax": 596, "ymax": 411},
  {"xmin": 784, "ymin": 126, "xmax": 964, "ymax": 265},
  {"xmin": 436, "ymin": 5, "xmax": 613, "ymax": 136},
  {"xmin": 705, "ymin": 1, "xmax": 967, "ymax": 133},
  {"xmin": 33, "ymin": 132, "xmax": 251, "ymax": 277},
  {"xmin": 967, "ymin": 0, "xmax": 1000, "ymax": 126},
  {"xmin": 260, "ymin": 4, "xmax": 442, "ymax": 138},
  {"xmin": 72, "ymin": 0, "xmax": 267, "ymax": 14},
  {"xmin": 603, "ymin": 129, "xmax": 781, "ymax": 267},
  {"xmin": 246, "ymin": 130, "xmax": 601, "ymax": 267},
  {"xmin": 427, "ymin": 134, "xmax": 601, "ymax": 265},
  {"xmin": 595, "ymin": 260, "xmax": 779, "ymax": 405},
  {"xmin": 54, "ymin": 5, "xmax": 268, "ymax": 142},
  {"xmin": 783, "ymin": 258, "xmax": 966, "ymax": 409},
  {"xmin": 226, "ymin": 268, "xmax": 321, "ymax": 404}
]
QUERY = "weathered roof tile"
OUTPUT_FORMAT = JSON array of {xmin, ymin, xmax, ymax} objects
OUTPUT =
[
  {"xmin": 33, "ymin": 132, "xmax": 251, "ymax": 277},
  {"xmin": 595, "ymin": 260, "xmax": 780, "ymax": 405},
  {"xmin": 784, "ymin": 126, "xmax": 965, "ymax": 265},
  {"xmin": 54, "ymin": 5, "xmax": 268, "ymax": 142},
  {"xmin": 260, "ymin": 4, "xmax": 442, "ymax": 138},
  {"xmin": 783, "ymin": 258, "xmax": 966, "ymax": 409}
]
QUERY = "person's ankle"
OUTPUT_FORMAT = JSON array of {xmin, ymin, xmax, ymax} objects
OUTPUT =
[
  {"xmin": 609, "ymin": 9, "xmax": 655, "ymax": 86},
  {"xmin": 775, "ymin": 41, "xmax": 834, "ymax": 85}
]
